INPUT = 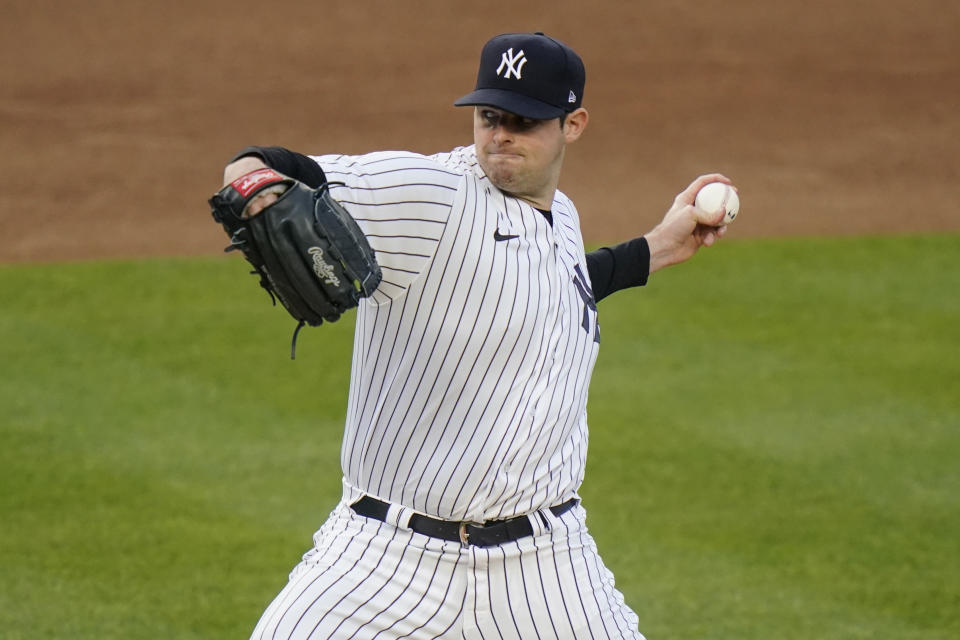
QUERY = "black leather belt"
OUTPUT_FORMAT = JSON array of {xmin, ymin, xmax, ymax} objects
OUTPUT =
[{"xmin": 350, "ymin": 496, "xmax": 578, "ymax": 547}]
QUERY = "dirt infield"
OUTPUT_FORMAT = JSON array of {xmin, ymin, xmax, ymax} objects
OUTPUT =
[{"xmin": 2, "ymin": 0, "xmax": 957, "ymax": 263}]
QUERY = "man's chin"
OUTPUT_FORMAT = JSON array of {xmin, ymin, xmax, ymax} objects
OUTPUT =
[
  {"xmin": 479, "ymin": 157, "xmax": 526, "ymax": 191},
  {"xmin": 488, "ymin": 173, "xmax": 520, "ymax": 194}
]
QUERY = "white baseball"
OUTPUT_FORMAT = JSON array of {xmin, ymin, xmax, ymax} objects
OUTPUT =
[{"xmin": 695, "ymin": 182, "xmax": 740, "ymax": 225}]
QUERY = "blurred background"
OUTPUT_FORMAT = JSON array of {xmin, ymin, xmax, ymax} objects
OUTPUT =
[
  {"xmin": 1, "ymin": 2, "xmax": 958, "ymax": 639},
  {"xmin": 1, "ymin": 0, "xmax": 957, "ymax": 262}
]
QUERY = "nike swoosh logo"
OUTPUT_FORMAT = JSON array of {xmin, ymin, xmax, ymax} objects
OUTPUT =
[{"xmin": 493, "ymin": 230, "xmax": 520, "ymax": 241}]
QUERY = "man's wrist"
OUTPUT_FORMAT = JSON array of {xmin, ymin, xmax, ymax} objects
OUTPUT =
[
  {"xmin": 222, "ymin": 156, "xmax": 268, "ymax": 187},
  {"xmin": 643, "ymin": 229, "xmax": 670, "ymax": 275}
]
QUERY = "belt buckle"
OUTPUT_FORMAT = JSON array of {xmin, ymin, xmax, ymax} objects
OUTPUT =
[{"xmin": 458, "ymin": 521, "xmax": 482, "ymax": 546}]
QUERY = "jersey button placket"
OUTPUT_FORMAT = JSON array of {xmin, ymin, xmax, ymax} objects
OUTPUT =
[{"xmin": 545, "ymin": 227, "xmax": 565, "ymax": 368}]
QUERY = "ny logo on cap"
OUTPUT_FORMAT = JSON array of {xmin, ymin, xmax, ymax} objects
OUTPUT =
[{"xmin": 496, "ymin": 47, "xmax": 527, "ymax": 80}]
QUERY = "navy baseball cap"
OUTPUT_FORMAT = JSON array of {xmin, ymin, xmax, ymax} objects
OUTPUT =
[{"xmin": 454, "ymin": 32, "xmax": 585, "ymax": 120}]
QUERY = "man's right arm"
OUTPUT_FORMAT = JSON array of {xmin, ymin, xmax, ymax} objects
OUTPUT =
[
  {"xmin": 643, "ymin": 173, "xmax": 734, "ymax": 274},
  {"xmin": 587, "ymin": 173, "xmax": 735, "ymax": 303}
]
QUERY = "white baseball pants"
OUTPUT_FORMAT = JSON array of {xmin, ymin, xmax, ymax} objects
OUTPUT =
[{"xmin": 249, "ymin": 501, "xmax": 645, "ymax": 639}]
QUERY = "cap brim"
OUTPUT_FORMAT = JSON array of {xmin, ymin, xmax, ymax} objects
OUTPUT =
[{"xmin": 454, "ymin": 89, "xmax": 565, "ymax": 120}]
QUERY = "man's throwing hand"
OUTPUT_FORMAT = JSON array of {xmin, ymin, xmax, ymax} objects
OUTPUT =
[{"xmin": 644, "ymin": 173, "xmax": 736, "ymax": 274}]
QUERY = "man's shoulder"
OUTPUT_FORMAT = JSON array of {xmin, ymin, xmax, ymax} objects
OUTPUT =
[
  {"xmin": 427, "ymin": 145, "xmax": 481, "ymax": 175},
  {"xmin": 312, "ymin": 148, "xmax": 477, "ymax": 190},
  {"xmin": 552, "ymin": 189, "xmax": 579, "ymax": 218}
]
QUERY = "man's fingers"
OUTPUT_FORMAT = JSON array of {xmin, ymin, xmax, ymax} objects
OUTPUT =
[
  {"xmin": 693, "ymin": 204, "xmax": 728, "ymax": 227},
  {"xmin": 678, "ymin": 173, "xmax": 733, "ymax": 205},
  {"xmin": 696, "ymin": 214, "xmax": 732, "ymax": 246},
  {"xmin": 241, "ymin": 189, "xmax": 282, "ymax": 219}
]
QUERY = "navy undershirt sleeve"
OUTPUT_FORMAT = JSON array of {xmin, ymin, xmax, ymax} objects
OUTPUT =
[
  {"xmin": 586, "ymin": 236, "xmax": 651, "ymax": 303},
  {"xmin": 230, "ymin": 146, "xmax": 327, "ymax": 188}
]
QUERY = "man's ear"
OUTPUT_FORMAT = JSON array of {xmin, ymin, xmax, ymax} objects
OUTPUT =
[{"xmin": 563, "ymin": 108, "xmax": 589, "ymax": 142}]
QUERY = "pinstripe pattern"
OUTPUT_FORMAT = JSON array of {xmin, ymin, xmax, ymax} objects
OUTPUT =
[
  {"xmin": 317, "ymin": 147, "xmax": 600, "ymax": 523},
  {"xmin": 249, "ymin": 145, "xmax": 644, "ymax": 638},
  {"xmin": 250, "ymin": 504, "xmax": 643, "ymax": 640}
]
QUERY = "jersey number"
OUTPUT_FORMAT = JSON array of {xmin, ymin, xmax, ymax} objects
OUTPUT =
[{"xmin": 572, "ymin": 264, "xmax": 600, "ymax": 344}]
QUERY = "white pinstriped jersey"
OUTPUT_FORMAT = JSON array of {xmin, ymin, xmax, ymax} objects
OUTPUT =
[{"xmin": 313, "ymin": 145, "xmax": 601, "ymax": 523}]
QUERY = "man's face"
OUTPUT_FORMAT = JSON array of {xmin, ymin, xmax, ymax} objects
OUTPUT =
[{"xmin": 473, "ymin": 107, "xmax": 567, "ymax": 206}]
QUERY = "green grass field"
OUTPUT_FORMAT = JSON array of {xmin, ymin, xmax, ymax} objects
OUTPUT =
[{"xmin": 1, "ymin": 234, "xmax": 957, "ymax": 639}]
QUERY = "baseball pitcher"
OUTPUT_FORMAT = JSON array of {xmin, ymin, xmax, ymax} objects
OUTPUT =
[{"xmin": 209, "ymin": 32, "xmax": 734, "ymax": 640}]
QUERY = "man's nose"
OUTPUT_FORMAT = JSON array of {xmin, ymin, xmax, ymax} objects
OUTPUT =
[{"xmin": 492, "ymin": 124, "xmax": 513, "ymax": 144}]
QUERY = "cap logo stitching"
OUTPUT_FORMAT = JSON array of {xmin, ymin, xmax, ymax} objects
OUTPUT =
[
  {"xmin": 496, "ymin": 48, "xmax": 527, "ymax": 80},
  {"xmin": 568, "ymin": 90, "xmax": 577, "ymax": 103}
]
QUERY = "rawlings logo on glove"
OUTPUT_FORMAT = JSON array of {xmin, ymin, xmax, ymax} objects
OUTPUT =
[
  {"xmin": 308, "ymin": 247, "xmax": 341, "ymax": 287},
  {"xmin": 232, "ymin": 168, "xmax": 285, "ymax": 197}
]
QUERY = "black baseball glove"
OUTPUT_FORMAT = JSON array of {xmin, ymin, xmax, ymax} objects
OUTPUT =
[{"xmin": 208, "ymin": 168, "xmax": 381, "ymax": 357}]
